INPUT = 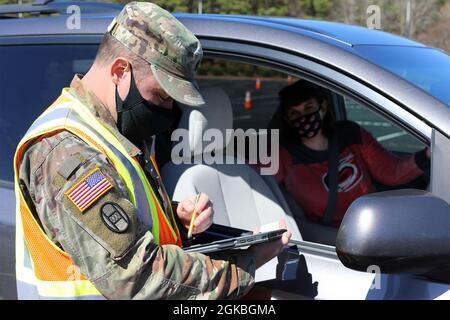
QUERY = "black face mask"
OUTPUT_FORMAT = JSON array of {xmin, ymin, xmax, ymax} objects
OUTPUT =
[
  {"xmin": 289, "ymin": 109, "xmax": 323, "ymax": 139},
  {"xmin": 115, "ymin": 66, "xmax": 174, "ymax": 148}
]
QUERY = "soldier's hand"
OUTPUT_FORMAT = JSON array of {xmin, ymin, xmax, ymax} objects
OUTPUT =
[
  {"xmin": 177, "ymin": 193, "xmax": 213, "ymax": 235},
  {"xmin": 248, "ymin": 219, "xmax": 292, "ymax": 269}
]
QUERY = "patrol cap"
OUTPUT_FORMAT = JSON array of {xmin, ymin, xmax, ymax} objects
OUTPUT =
[{"xmin": 107, "ymin": 1, "xmax": 205, "ymax": 106}]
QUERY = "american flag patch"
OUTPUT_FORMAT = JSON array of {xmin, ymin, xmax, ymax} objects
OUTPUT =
[{"xmin": 65, "ymin": 168, "xmax": 113, "ymax": 212}]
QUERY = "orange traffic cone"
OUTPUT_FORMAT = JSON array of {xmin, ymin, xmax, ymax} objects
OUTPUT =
[
  {"xmin": 244, "ymin": 90, "xmax": 252, "ymax": 109},
  {"xmin": 255, "ymin": 77, "xmax": 261, "ymax": 90}
]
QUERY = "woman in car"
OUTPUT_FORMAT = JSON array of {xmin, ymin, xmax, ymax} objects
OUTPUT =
[{"xmin": 275, "ymin": 80, "xmax": 430, "ymax": 227}]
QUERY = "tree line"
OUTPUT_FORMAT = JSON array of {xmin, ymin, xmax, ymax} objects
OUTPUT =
[{"xmin": 144, "ymin": 0, "xmax": 447, "ymax": 40}]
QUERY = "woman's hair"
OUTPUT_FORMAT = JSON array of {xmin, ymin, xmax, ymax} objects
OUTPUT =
[{"xmin": 278, "ymin": 79, "xmax": 335, "ymax": 141}]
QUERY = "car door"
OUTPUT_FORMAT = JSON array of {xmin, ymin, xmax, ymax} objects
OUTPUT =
[{"xmin": 197, "ymin": 38, "xmax": 450, "ymax": 300}]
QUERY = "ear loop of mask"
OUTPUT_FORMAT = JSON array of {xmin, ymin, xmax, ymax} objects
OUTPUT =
[
  {"xmin": 116, "ymin": 64, "xmax": 144, "ymax": 112},
  {"xmin": 115, "ymin": 64, "xmax": 144, "ymax": 145},
  {"xmin": 116, "ymin": 64, "xmax": 149, "ymax": 135}
]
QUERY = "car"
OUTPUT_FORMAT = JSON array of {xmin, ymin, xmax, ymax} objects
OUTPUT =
[{"xmin": 2, "ymin": 0, "xmax": 450, "ymax": 300}]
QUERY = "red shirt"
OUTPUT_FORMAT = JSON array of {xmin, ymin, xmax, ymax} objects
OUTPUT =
[{"xmin": 275, "ymin": 121, "xmax": 425, "ymax": 226}]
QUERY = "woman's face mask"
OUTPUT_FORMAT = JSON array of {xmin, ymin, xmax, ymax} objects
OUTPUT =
[
  {"xmin": 290, "ymin": 108, "xmax": 323, "ymax": 139},
  {"xmin": 286, "ymin": 99, "xmax": 326, "ymax": 139},
  {"xmin": 115, "ymin": 66, "xmax": 174, "ymax": 147}
]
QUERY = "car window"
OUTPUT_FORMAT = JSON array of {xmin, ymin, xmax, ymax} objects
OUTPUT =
[
  {"xmin": 343, "ymin": 96, "xmax": 425, "ymax": 154},
  {"xmin": 0, "ymin": 44, "xmax": 98, "ymax": 182},
  {"xmin": 194, "ymin": 58, "xmax": 429, "ymax": 247}
]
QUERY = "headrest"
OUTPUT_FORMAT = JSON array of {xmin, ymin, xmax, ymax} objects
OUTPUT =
[{"xmin": 176, "ymin": 87, "xmax": 233, "ymax": 158}]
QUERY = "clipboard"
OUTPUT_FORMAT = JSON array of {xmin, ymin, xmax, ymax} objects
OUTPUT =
[{"xmin": 183, "ymin": 229, "xmax": 287, "ymax": 254}]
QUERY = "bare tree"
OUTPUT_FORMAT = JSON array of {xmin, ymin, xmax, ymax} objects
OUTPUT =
[
  {"xmin": 329, "ymin": 0, "xmax": 443, "ymax": 39},
  {"xmin": 411, "ymin": 0, "xmax": 442, "ymax": 35},
  {"xmin": 417, "ymin": 1, "xmax": 450, "ymax": 52}
]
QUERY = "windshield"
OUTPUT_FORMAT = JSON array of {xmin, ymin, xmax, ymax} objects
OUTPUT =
[{"xmin": 354, "ymin": 45, "xmax": 450, "ymax": 105}]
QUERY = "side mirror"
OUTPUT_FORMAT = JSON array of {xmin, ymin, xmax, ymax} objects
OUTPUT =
[{"xmin": 336, "ymin": 189, "xmax": 450, "ymax": 274}]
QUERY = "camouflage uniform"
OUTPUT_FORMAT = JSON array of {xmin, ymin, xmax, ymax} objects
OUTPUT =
[{"xmin": 17, "ymin": 2, "xmax": 256, "ymax": 300}]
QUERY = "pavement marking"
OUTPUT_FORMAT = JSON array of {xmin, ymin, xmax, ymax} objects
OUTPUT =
[
  {"xmin": 377, "ymin": 131, "xmax": 408, "ymax": 142},
  {"xmin": 356, "ymin": 121, "xmax": 392, "ymax": 128}
]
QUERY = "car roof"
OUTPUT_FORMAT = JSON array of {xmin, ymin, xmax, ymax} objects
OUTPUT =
[
  {"xmin": 0, "ymin": 9, "xmax": 425, "ymax": 48},
  {"xmin": 181, "ymin": 14, "xmax": 425, "ymax": 48}
]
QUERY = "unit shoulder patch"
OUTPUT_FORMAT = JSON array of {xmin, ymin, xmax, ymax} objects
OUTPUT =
[{"xmin": 100, "ymin": 202, "xmax": 130, "ymax": 233}]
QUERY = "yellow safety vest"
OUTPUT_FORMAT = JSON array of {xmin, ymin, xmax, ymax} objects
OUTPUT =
[{"xmin": 14, "ymin": 89, "xmax": 181, "ymax": 299}]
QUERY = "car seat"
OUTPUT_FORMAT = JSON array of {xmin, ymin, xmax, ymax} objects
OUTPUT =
[{"xmin": 161, "ymin": 87, "xmax": 302, "ymax": 240}]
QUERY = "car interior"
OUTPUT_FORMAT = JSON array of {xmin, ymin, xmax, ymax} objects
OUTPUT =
[
  {"xmin": 156, "ymin": 58, "xmax": 429, "ymax": 247},
  {"xmin": 160, "ymin": 87, "xmax": 303, "ymax": 241},
  {"xmin": 157, "ymin": 85, "xmax": 342, "ymax": 245}
]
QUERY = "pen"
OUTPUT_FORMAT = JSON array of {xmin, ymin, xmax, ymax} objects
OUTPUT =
[{"xmin": 187, "ymin": 193, "xmax": 201, "ymax": 239}]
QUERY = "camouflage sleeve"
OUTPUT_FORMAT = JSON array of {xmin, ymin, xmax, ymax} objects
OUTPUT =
[{"xmin": 19, "ymin": 131, "xmax": 255, "ymax": 300}]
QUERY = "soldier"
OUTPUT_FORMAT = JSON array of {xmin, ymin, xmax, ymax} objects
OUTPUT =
[{"xmin": 14, "ymin": 1, "xmax": 291, "ymax": 299}]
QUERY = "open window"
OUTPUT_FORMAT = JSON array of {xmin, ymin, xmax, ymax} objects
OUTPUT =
[
  {"xmin": 342, "ymin": 97, "xmax": 425, "ymax": 154},
  {"xmin": 341, "ymin": 96, "xmax": 429, "ymax": 192},
  {"xmin": 158, "ymin": 55, "xmax": 431, "ymax": 247}
]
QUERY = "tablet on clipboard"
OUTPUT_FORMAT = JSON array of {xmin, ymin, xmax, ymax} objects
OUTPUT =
[{"xmin": 183, "ymin": 229, "xmax": 287, "ymax": 254}]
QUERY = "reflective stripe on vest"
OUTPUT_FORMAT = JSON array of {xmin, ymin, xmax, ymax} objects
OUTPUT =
[{"xmin": 14, "ymin": 90, "xmax": 181, "ymax": 299}]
